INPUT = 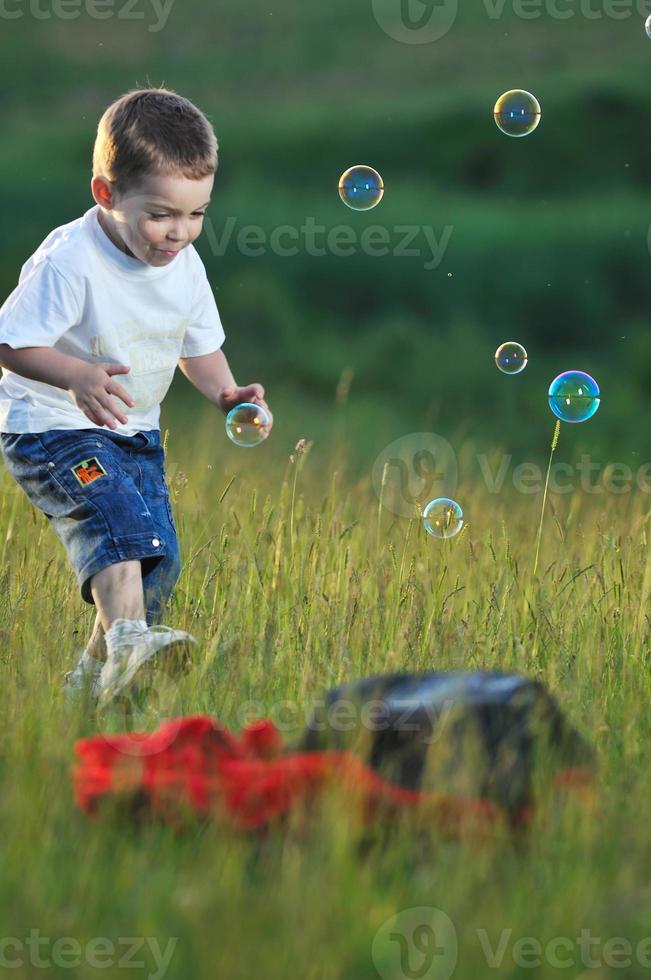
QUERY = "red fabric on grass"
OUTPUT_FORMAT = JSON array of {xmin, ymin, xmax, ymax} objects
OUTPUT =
[{"xmin": 73, "ymin": 714, "xmax": 589, "ymax": 835}]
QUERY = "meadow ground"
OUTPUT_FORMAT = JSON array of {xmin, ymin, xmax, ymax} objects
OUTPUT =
[{"xmin": 0, "ymin": 401, "xmax": 648, "ymax": 980}]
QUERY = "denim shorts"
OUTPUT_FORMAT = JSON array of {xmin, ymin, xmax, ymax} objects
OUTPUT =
[{"xmin": 0, "ymin": 428, "xmax": 182, "ymax": 626}]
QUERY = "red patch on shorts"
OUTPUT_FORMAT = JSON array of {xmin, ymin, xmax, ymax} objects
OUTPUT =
[{"xmin": 71, "ymin": 457, "xmax": 107, "ymax": 487}]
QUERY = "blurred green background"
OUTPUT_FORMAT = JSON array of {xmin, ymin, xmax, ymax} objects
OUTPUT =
[{"xmin": 0, "ymin": 0, "xmax": 650, "ymax": 474}]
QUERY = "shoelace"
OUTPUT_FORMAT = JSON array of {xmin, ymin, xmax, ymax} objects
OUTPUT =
[{"xmin": 107, "ymin": 620, "xmax": 150, "ymax": 644}]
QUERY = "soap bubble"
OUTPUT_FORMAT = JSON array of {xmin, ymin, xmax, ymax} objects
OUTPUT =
[
  {"xmin": 494, "ymin": 90, "xmax": 541, "ymax": 137},
  {"xmin": 495, "ymin": 341, "xmax": 528, "ymax": 375},
  {"xmin": 548, "ymin": 371, "xmax": 600, "ymax": 423},
  {"xmin": 225, "ymin": 402, "xmax": 271, "ymax": 447},
  {"xmin": 338, "ymin": 165, "xmax": 384, "ymax": 211},
  {"xmin": 423, "ymin": 497, "xmax": 464, "ymax": 539},
  {"xmin": 646, "ymin": 14, "xmax": 651, "ymax": 37}
]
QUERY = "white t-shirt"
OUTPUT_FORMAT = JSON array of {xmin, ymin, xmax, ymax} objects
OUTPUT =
[{"xmin": 0, "ymin": 204, "xmax": 225, "ymax": 434}]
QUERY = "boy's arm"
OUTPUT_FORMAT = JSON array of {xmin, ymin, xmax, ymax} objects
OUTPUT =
[
  {"xmin": 0, "ymin": 344, "xmax": 134, "ymax": 429},
  {"xmin": 178, "ymin": 349, "xmax": 272, "ymax": 424},
  {"xmin": 0, "ymin": 343, "xmax": 85, "ymax": 390},
  {"xmin": 177, "ymin": 349, "xmax": 236, "ymax": 405}
]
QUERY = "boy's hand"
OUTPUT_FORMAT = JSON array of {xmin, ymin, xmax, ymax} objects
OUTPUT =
[
  {"xmin": 217, "ymin": 384, "xmax": 273, "ymax": 435},
  {"xmin": 67, "ymin": 362, "xmax": 136, "ymax": 430}
]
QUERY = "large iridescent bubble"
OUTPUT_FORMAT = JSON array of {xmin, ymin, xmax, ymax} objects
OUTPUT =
[
  {"xmin": 548, "ymin": 371, "xmax": 600, "ymax": 423},
  {"xmin": 338, "ymin": 165, "xmax": 384, "ymax": 211},
  {"xmin": 225, "ymin": 402, "xmax": 271, "ymax": 447},
  {"xmin": 494, "ymin": 90, "xmax": 541, "ymax": 137}
]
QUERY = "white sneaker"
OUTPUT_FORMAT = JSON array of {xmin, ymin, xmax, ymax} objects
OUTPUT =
[
  {"xmin": 97, "ymin": 618, "xmax": 197, "ymax": 707},
  {"xmin": 62, "ymin": 651, "xmax": 105, "ymax": 702}
]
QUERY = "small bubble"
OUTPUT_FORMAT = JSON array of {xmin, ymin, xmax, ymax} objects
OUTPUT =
[
  {"xmin": 495, "ymin": 341, "xmax": 528, "ymax": 375},
  {"xmin": 494, "ymin": 89, "xmax": 541, "ymax": 137},
  {"xmin": 423, "ymin": 498, "xmax": 464, "ymax": 540},
  {"xmin": 338, "ymin": 165, "xmax": 384, "ymax": 211}
]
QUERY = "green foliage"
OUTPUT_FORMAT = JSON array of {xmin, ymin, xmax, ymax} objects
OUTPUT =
[{"xmin": 0, "ymin": 2, "xmax": 650, "ymax": 460}]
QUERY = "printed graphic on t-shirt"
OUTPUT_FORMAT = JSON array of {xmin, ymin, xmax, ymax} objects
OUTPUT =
[
  {"xmin": 71, "ymin": 457, "xmax": 107, "ymax": 487},
  {"xmin": 94, "ymin": 317, "xmax": 189, "ymax": 411}
]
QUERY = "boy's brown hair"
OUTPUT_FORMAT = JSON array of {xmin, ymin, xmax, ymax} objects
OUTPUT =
[{"xmin": 92, "ymin": 86, "xmax": 218, "ymax": 197}]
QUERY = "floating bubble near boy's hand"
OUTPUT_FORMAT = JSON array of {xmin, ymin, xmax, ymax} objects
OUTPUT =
[
  {"xmin": 645, "ymin": 14, "xmax": 651, "ymax": 37},
  {"xmin": 338, "ymin": 165, "xmax": 384, "ymax": 211},
  {"xmin": 422, "ymin": 498, "xmax": 464, "ymax": 540},
  {"xmin": 495, "ymin": 341, "xmax": 528, "ymax": 375},
  {"xmin": 494, "ymin": 90, "xmax": 541, "ymax": 137},
  {"xmin": 548, "ymin": 371, "xmax": 600, "ymax": 423},
  {"xmin": 225, "ymin": 402, "xmax": 272, "ymax": 448}
]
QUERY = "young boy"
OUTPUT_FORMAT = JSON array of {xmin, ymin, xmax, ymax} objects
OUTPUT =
[{"xmin": 0, "ymin": 87, "xmax": 272, "ymax": 707}]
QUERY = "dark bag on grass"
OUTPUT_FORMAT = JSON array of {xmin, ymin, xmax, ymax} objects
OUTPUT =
[{"xmin": 299, "ymin": 672, "xmax": 594, "ymax": 816}]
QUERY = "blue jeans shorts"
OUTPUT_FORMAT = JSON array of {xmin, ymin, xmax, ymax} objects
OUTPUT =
[{"xmin": 0, "ymin": 428, "xmax": 182, "ymax": 626}]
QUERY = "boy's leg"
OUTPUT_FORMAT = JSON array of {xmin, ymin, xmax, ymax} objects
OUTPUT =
[
  {"xmin": 85, "ymin": 614, "xmax": 107, "ymax": 662},
  {"xmin": 85, "ymin": 546, "xmax": 180, "ymax": 662},
  {"xmin": 89, "ymin": 560, "xmax": 146, "ymax": 632},
  {"xmin": 64, "ymin": 561, "xmax": 146, "ymax": 696}
]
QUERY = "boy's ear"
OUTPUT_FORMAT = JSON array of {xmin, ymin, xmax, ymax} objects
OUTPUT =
[{"xmin": 91, "ymin": 175, "xmax": 114, "ymax": 209}]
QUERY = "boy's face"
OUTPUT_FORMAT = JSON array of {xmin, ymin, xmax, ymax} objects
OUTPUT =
[{"xmin": 91, "ymin": 172, "xmax": 214, "ymax": 266}]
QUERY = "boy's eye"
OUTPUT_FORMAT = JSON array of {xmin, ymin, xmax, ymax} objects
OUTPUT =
[{"xmin": 149, "ymin": 212, "xmax": 206, "ymax": 220}]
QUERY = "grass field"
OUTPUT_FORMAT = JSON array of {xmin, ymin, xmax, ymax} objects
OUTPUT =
[{"xmin": 0, "ymin": 401, "xmax": 649, "ymax": 980}]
